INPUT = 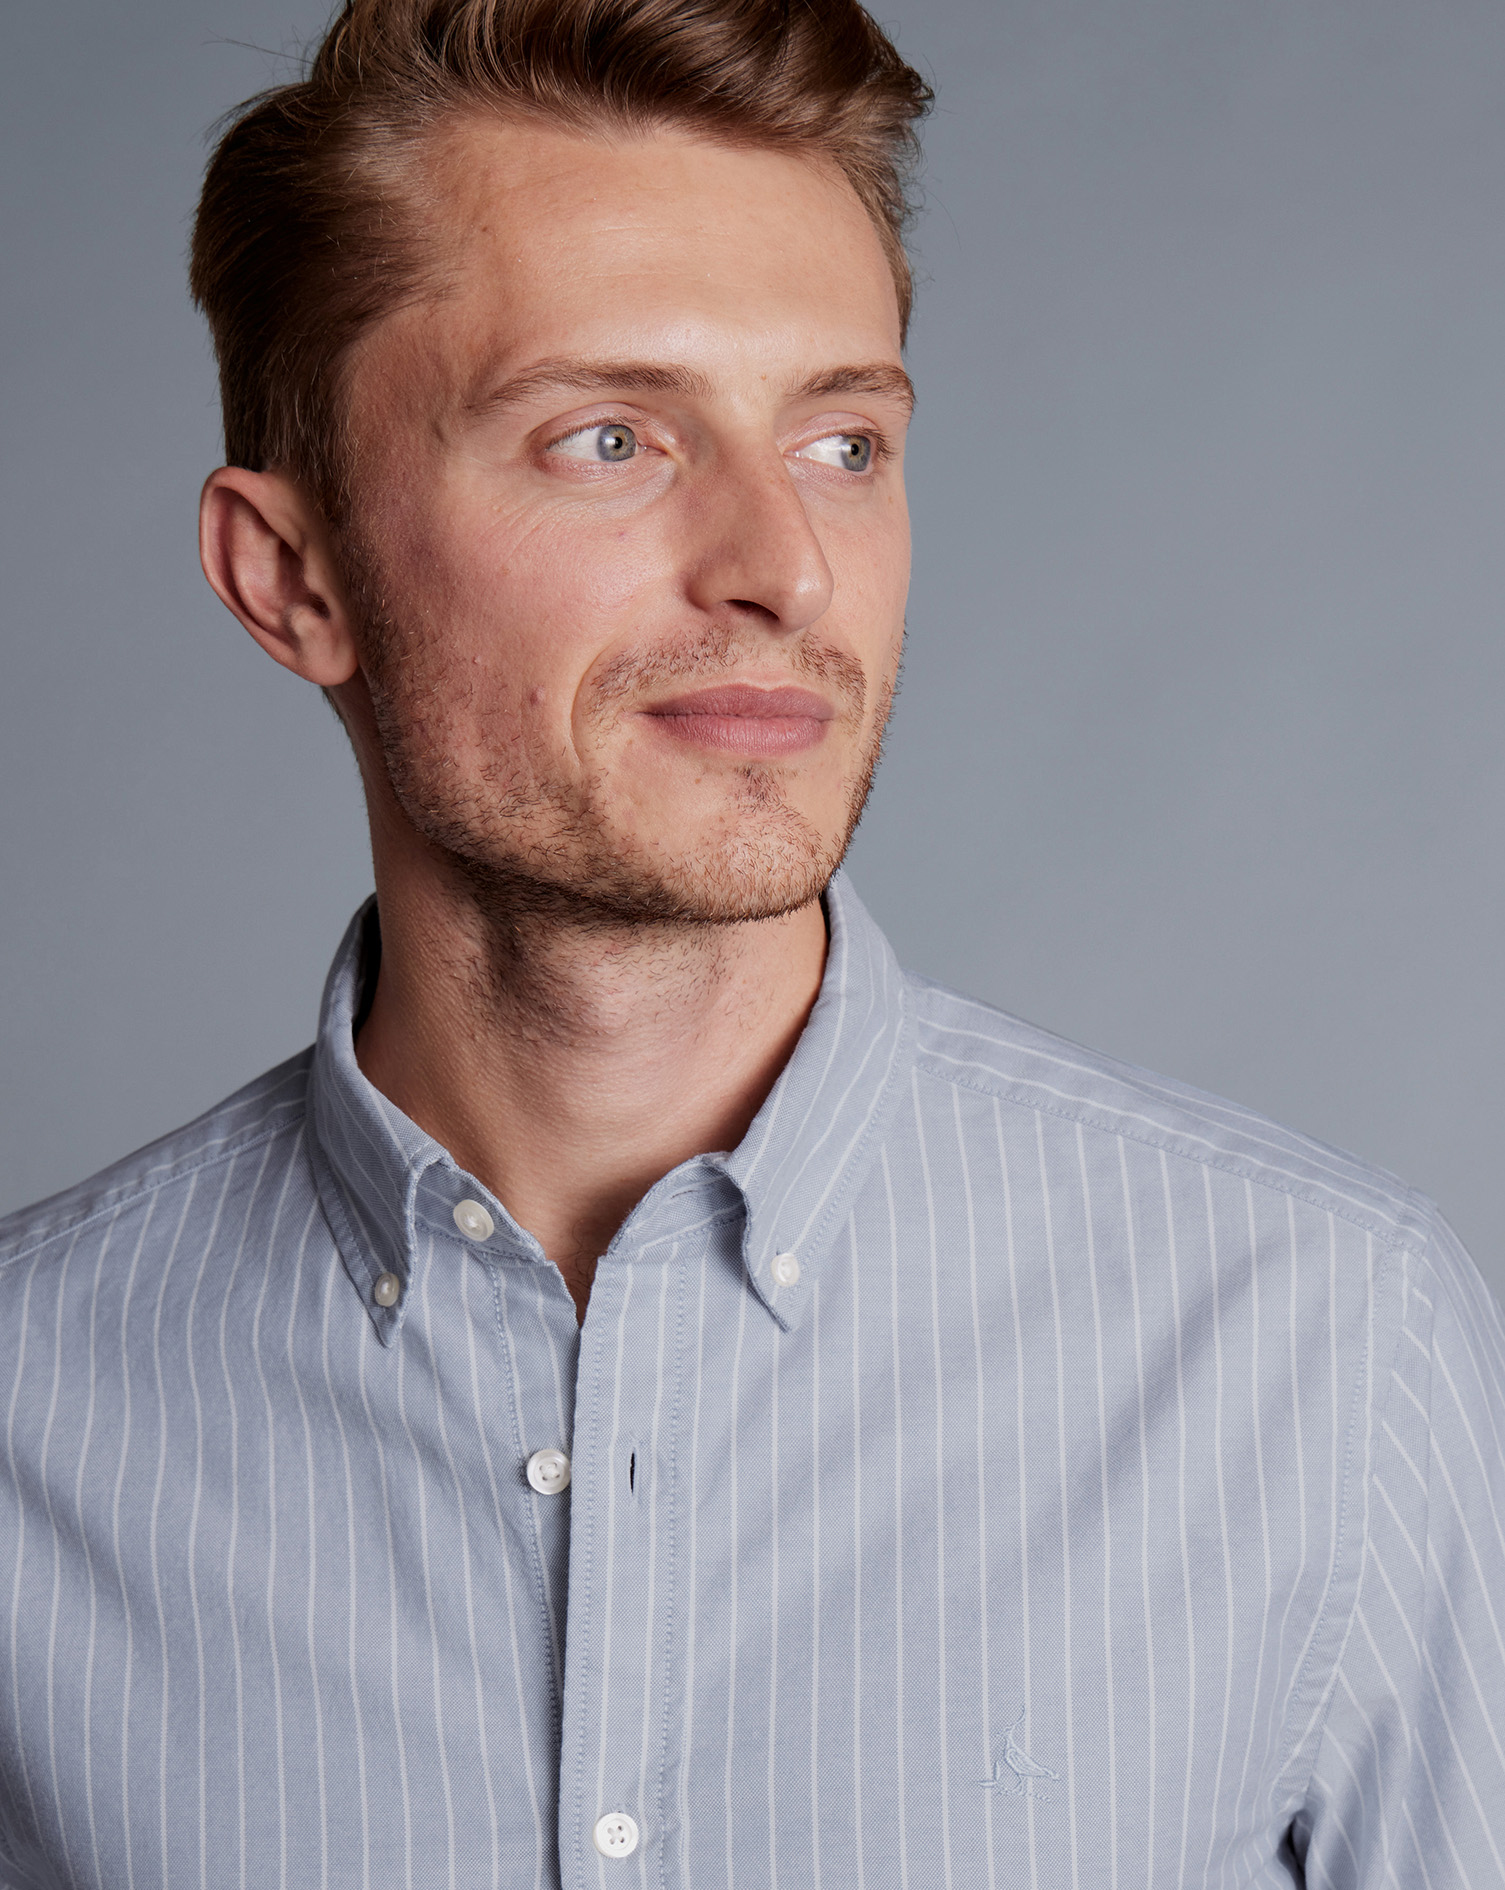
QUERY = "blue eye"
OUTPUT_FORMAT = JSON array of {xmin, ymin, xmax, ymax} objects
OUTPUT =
[
  {"xmin": 595, "ymin": 424, "xmax": 637, "ymax": 462},
  {"xmin": 798, "ymin": 433, "xmax": 874, "ymax": 472},
  {"xmin": 553, "ymin": 422, "xmax": 639, "ymax": 462}
]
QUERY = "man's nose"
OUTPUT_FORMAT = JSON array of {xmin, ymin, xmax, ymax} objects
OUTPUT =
[{"xmin": 680, "ymin": 452, "xmax": 835, "ymax": 635}]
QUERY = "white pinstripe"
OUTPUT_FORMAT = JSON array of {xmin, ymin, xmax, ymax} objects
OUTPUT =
[
  {"xmin": 960, "ymin": 1088, "xmax": 997, "ymax": 1890},
  {"xmin": 76, "ymin": 1218, "xmax": 109, "ymax": 1890},
  {"xmin": 720, "ymin": 1271, "xmax": 748, "ymax": 1890},
  {"xmin": 914, "ymin": 1076, "xmax": 955, "ymax": 1890},
  {"xmin": 1037, "ymin": 1110, "xmax": 1079, "ymax": 1890},
  {"xmin": 1117, "ymin": 1135, "xmax": 1159, "ymax": 1888},
  {"xmin": 318, "ymin": 1204, "xmax": 374, "ymax": 1890},
  {"xmin": 39, "ymin": 1231, "xmax": 81, "ymax": 1883},
  {"xmin": 633, "ymin": 1257, "xmax": 671, "ymax": 1890},
  {"xmin": 1160, "ymin": 1149, "xmax": 1200, "ymax": 1890},
  {"xmin": 419, "ymin": 1247, "xmax": 503, "ymax": 1889},
  {"xmin": 184, "ymin": 1162, "xmax": 234, "ymax": 1890},
  {"xmin": 353, "ymin": 1259, "xmax": 416, "ymax": 1890},
  {"xmin": 285, "ymin": 1198, "xmax": 331, "ymax": 1890},
  {"xmin": 847, "ymin": 1218, "xmax": 867, "ymax": 1890},
  {"xmin": 881, "ymin": 1146, "xmax": 911, "ymax": 1890},
  {"xmin": 995, "ymin": 1100, "xmax": 1041, "ymax": 1890},
  {"xmin": 673, "ymin": 1250, "xmax": 709, "ymax": 1886},
  {"xmin": 1201, "ymin": 1163, "xmax": 1236, "ymax": 1890},
  {"xmin": 1075, "ymin": 1120, "xmax": 1116, "ymax": 1890}
]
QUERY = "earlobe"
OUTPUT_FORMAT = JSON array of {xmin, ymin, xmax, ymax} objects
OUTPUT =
[{"xmin": 198, "ymin": 467, "xmax": 361, "ymax": 687}]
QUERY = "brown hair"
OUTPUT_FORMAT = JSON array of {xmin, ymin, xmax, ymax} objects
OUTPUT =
[{"xmin": 189, "ymin": 0, "xmax": 932, "ymax": 514}]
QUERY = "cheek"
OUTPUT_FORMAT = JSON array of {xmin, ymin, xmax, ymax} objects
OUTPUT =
[
  {"xmin": 425, "ymin": 491, "xmax": 674, "ymax": 663},
  {"xmin": 828, "ymin": 500, "xmax": 910, "ymax": 660},
  {"xmin": 374, "ymin": 493, "xmax": 682, "ymax": 775}
]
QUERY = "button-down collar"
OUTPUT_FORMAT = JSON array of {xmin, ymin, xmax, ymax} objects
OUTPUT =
[{"xmin": 307, "ymin": 870, "xmax": 915, "ymax": 1340}]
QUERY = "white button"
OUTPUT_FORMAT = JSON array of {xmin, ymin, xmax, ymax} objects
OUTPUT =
[
  {"xmin": 372, "ymin": 1272, "xmax": 401, "ymax": 1307},
  {"xmin": 453, "ymin": 1199, "xmax": 495, "ymax": 1242},
  {"xmin": 771, "ymin": 1251, "xmax": 801, "ymax": 1288},
  {"xmin": 592, "ymin": 1811, "xmax": 639, "ymax": 1858},
  {"xmin": 526, "ymin": 1448, "xmax": 571, "ymax": 1495}
]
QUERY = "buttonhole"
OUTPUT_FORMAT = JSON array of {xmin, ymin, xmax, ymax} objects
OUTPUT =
[{"xmin": 628, "ymin": 1449, "xmax": 636, "ymax": 1495}]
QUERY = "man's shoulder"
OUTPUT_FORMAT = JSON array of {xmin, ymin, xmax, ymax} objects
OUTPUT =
[
  {"xmin": 0, "ymin": 1048, "xmax": 315, "ymax": 1276},
  {"xmin": 905, "ymin": 968, "xmax": 1434, "ymax": 1253}
]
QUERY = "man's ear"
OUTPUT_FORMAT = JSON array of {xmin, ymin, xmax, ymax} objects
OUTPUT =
[{"xmin": 199, "ymin": 467, "xmax": 360, "ymax": 687}]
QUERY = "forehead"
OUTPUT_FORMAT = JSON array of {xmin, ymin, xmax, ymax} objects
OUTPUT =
[{"xmin": 363, "ymin": 115, "xmax": 903, "ymax": 402}]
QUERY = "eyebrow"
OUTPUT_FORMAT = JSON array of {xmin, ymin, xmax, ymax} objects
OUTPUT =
[
  {"xmin": 794, "ymin": 364, "xmax": 916, "ymax": 414},
  {"xmin": 467, "ymin": 358, "xmax": 916, "ymax": 418}
]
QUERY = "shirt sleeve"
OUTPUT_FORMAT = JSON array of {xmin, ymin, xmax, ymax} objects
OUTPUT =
[{"xmin": 1297, "ymin": 1210, "xmax": 1505, "ymax": 1887}]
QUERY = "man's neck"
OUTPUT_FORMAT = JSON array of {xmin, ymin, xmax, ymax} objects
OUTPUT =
[{"xmin": 353, "ymin": 864, "xmax": 827, "ymax": 1321}]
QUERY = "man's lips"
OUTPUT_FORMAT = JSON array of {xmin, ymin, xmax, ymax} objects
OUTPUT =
[{"xmin": 638, "ymin": 684, "xmax": 837, "ymax": 756}]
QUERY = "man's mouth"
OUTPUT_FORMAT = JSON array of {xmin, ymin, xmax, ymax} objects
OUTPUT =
[{"xmin": 637, "ymin": 684, "xmax": 836, "ymax": 756}]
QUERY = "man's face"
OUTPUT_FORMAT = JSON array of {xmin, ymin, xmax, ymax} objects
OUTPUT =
[{"xmin": 336, "ymin": 117, "xmax": 912, "ymax": 925}]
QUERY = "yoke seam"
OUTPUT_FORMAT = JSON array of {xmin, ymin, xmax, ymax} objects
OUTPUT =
[
  {"xmin": 914, "ymin": 1057, "xmax": 1428, "ymax": 1255},
  {"xmin": 0, "ymin": 1116, "xmax": 308, "ymax": 1277}
]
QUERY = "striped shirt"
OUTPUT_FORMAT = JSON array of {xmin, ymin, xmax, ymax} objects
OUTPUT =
[{"xmin": 1, "ymin": 871, "xmax": 1502, "ymax": 1889}]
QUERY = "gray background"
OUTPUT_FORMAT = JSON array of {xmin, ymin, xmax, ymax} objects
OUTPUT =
[{"xmin": 3, "ymin": 0, "xmax": 1502, "ymax": 1304}]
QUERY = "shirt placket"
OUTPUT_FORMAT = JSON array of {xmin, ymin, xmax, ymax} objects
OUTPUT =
[
  {"xmin": 413, "ymin": 1166, "xmax": 584, "ymax": 1867},
  {"xmin": 555, "ymin": 1176, "xmax": 741, "ymax": 1887}
]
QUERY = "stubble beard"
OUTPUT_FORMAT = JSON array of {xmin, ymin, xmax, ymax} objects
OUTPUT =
[{"xmin": 342, "ymin": 543, "xmax": 896, "ymax": 939}]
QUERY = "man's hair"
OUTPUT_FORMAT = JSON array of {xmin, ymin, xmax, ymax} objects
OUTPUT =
[{"xmin": 189, "ymin": 0, "xmax": 932, "ymax": 516}]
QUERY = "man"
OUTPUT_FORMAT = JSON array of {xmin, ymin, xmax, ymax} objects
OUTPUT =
[{"xmin": 2, "ymin": 0, "xmax": 1502, "ymax": 1883}]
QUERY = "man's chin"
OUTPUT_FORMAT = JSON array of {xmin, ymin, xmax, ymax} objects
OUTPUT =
[{"xmin": 452, "ymin": 823, "xmax": 840, "ymax": 931}]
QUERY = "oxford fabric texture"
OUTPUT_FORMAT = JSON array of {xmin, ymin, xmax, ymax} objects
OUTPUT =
[{"xmin": 1, "ymin": 874, "xmax": 1502, "ymax": 1890}]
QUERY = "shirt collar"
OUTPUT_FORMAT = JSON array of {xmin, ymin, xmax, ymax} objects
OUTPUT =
[
  {"xmin": 307, "ymin": 870, "xmax": 914, "ymax": 1341},
  {"xmin": 710, "ymin": 870, "xmax": 914, "ymax": 1329}
]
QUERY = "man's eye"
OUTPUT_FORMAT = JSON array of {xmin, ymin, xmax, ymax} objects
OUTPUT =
[
  {"xmin": 797, "ymin": 433, "xmax": 874, "ymax": 473},
  {"xmin": 550, "ymin": 422, "xmax": 639, "ymax": 463}
]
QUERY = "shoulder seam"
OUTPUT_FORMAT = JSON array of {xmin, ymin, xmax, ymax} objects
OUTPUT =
[
  {"xmin": 914, "ymin": 1054, "xmax": 1427, "ymax": 1252},
  {"xmin": 0, "ymin": 1114, "xmax": 308, "ymax": 1278}
]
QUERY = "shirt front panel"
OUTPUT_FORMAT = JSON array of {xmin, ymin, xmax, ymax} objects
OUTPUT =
[
  {"xmin": 0, "ymin": 1115, "xmax": 603, "ymax": 1890},
  {"xmin": 556, "ymin": 1069, "xmax": 1390, "ymax": 1890}
]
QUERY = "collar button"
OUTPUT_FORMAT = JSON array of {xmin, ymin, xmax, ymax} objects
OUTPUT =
[
  {"xmin": 771, "ymin": 1251, "xmax": 801, "ymax": 1288},
  {"xmin": 453, "ymin": 1199, "xmax": 495, "ymax": 1242}
]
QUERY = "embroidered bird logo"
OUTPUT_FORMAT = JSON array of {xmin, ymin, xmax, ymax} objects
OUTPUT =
[{"xmin": 979, "ymin": 1712, "xmax": 1060, "ymax": 1801}]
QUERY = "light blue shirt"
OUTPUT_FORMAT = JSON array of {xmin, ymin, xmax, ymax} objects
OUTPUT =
[{"xmin": 2, "ymin": 874, "xmax": 1502, "ymax": 1888}]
